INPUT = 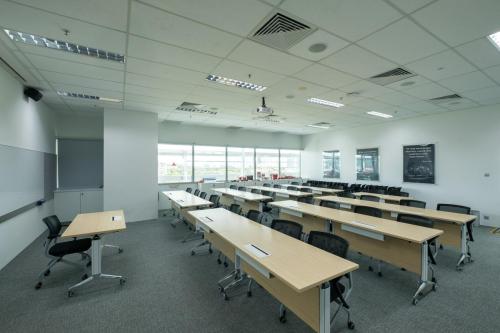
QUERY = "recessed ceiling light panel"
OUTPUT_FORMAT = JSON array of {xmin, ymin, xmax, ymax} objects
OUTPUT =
[
  {"xmin": 488, "ymin": 31, "xmax": 500, "ymax": 51},
  {"xmin": 366, "ymin": 111, "xmax": 393, "ymax": 118},
  {"xmin": 206, "ymin": 74, "xmax": 266, "ymax": 92},
  {"xmin": 307, "ymin": 97, "xmax": 344, "ymax": 108},
  {"xmin": 307, "ymin": 122, "xmax": 332, "ymax": 129},
  {"xmin": 57, "ymin": 91, "xmax": 122, "ymax": 103},
  {"xmin": 4, "ymin": 29, "xmax": 125, "ymax": 63}
]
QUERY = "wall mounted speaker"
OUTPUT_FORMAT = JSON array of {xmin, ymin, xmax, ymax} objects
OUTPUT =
[{"xmin": 24, "ymin": 87, "xmax": 43, "ymax": 101}]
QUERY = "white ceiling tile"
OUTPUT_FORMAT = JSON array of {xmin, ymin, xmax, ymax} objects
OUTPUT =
[
  {"xmin": 320, "ymin": 44, "xmax": 397, "ymax": 78},
  {"xmin": 212, "ymin": 59, "xmax": 285, "ymax": 86},
  {"xmin": 412, "ymin": 0, "xmax": 500, "ymax": 46},
  {"xmin": 125, "ymin": 84, "xmax": 189, "ymax": 100},
  {"xmin": 405, "ymin": 50, "xmax": 476, "ymax": 81},
  {"xmin": 12, "ymin": 0, "xmax": 129, "ymax": 31},
  {"xmin": 403, "ymin": 100, "xmax": 445, "ymax": 113},
  {"xmin": 483, "ymin": 65, "xmax": 500, "ymax": 84},
  {"xmin": 288, "ymin": 29, "xmax": 349, "ymax": 61},
  {"xmin": 126, "ymin": 58, "xmax": 204, "ymax": 84},
  {"xmin": 139, "ymin": 0, "xmax": 272, "ymax": 36},
  {"xmin": 404, "ymin": 82, "xmax": 453, "ymax": 99},
  {"xmin": 124, "ymin": 101, "xmax": 173, "ymax": 114},
  {"xmin": 25, "ymin": 53, "xmax": 124, "ymax": 82},
  {"xmin": 385, "ymin": 75, "xmax": 431, "ymax": 91},
  {"xmin": 386, "ymin": 0, "xmax": 434, "ymax": 13},
  {"xmin": 351, "ymin": 98, "xmax": 393, "ymax": 111},
  {"xmin": 293, "ymin": 64, "xmax": 358, "ymax": 89},
  {"xmin": 125, "ymin": 72, "xmax": 197, "ymax": 93},
  {"xmin": 265, "ymin": 77, "xmax": 331, "ymax": 102},
  {"xmin": 40, "ymin": 70, "xmax": 124, "ymax": 92},
  {"xmin": 281, "ymin": 0, "xmax": 402, "ymax": 41},
  {"xmin": 338, "ymin": 80, "xmax": 393, "ymax": 98},
  {"xmin": 316, "ymin": 89, "xmax": 365, "ymax": 105},
  {"xmin": 438, "ymin": 71, "xmax": 496, "ymax": 93},
  {"xmin": 228, "ymin": 40, "xmax": 311, "ymax": 75},
  {"xmin": 125, "ymin": 93, "xmax": 184, "ymax": 107},
  {"xmin": 375, "ymin": 91, "xmax": 420, "ymax": 106},
  {"xmin": 0, "ymin": 1, "xmax": 126, "ymax": 53},
  {"xmin": 130, "ymin": 2, "xmax": 242, "ymax": 57},
  {"xmin": 440, "ymin": 98, "xmax": 480, "ymax": 111},
  {"xmin": 358, "ymin": 18, "xmax": 447, "ymax": 64},
  {"xmin": 127, "ymin": 36, "xmax": 221, "ymax": 73},
  {"xmin": 462, "ymin": 86, "xmax": 500, "ymax": 105},
  {"xmin": 455, "ymin": 38, "xmax": 500, "ymax": 69}
]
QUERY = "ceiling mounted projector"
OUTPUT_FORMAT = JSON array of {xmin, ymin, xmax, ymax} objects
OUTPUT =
[{"xmin": 256, "ymin": 97, "xmax": 273, "ymax": 115}]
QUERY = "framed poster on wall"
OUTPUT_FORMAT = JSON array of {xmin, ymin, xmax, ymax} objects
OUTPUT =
[
  {"xmin": 403, "ymin": 144, "xmax": 435, "ymax": 184},
  {"xmin": 356, "ymin": 148, "xmax": 379, "ymax": 181},
  {"xmin": 322, "ymin": 150, "xmax": 340, "ymax": 178}
]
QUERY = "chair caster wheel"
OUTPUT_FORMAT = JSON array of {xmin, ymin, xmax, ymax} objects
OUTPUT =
[
  {"xmin": 191, "ymin": 251, "xmax": 195, "ymax": 256},
  {"xmin": 82, "ymin": 274, "xmax": 88, "ymax": 280},
  {"xmin": 44, "ymin": 269, "xmax": 51, "ymax": 277},
  {"xmin": 431, "ymin": 277, "xmax": 437, "ymax": 283},
  {"xmin": 247, "ymin": 291, "xmax": 252, "ymax": 297},
  {"xmin": 439, "ymin": 244, "xmax": 443, "ymax": 250},
  {"xmin": 209, "ymin": 248, "xmax": 213, "ymax": 254},
  {"xmin": 223, "ymin": 262, "xmax": 228, "ymax": 268},
  {"xmin": 368, "ymin": 266, "xmax": 373, "ymax": 271},
  {"xmin": 348, "ymin": 321, "xmax": 355, "ymax": 330},
  {"xmin": 217, "ymin": 259, "xmax": 221, "ymax": 264},
  {"xmin": 378, "ymin": 272, "xmax": 382, "ymax": 277},
  {"xmin": 35, "ymin": 282, "xmax": 42, "ymax": 290},
  {"xmin": 223, "ymin": 294, "xmax": 229, "ymax": 301},
  {"xmin": 412, "ymin": 298, "xmax": 418, "ymax": 305},
  {"xmin": 118, "ymin": 248, "xmax": 124, "ymax": 254},
  {"xmin": 68, "ymin": 291, "xmax": 74, "ymax": 297},
  {"xmin": 86, "ymin": 261, "xmax": 92, "ymax": 267},
  {"xmin": 218, "ymin": 286, "xmax": 223, "ymax": 293},
  {"xmin": 279, "ymin": 315, "xmax": 287, "ymax": 323},
  {"xmin": 120, "ymin": 278, "xmax": 126, "ymax": 285}
]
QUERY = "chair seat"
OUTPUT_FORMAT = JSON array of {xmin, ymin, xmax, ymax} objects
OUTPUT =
[{"xmin": 49, "ymin": 239, "xmax": 92, "ymax": 257}]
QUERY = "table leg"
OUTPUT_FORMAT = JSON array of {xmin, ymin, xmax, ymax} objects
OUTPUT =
[
  {"xmin": 319, "ymin": 282, "xmax": 331, "ymax": 333},
  {"xmin": 412, "ymin": 241, "xmax": 436, "ymax": 305},
  {"xmin": 456, "ymin": 224, "xmax": 471, "ymax": 270}
]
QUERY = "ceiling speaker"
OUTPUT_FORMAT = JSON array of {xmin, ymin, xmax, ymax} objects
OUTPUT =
[{"xmin": 24, "ymin": 87, "xmax": 43, "ymax": 101}]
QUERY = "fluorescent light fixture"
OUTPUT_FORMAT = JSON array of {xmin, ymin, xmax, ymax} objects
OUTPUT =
[
  {"xmin": 307, "ymin": 124, "xmax": 330, "ymax": 129},
  {"xmin": 366, "ymin": 111, "xmax": 393, "ymax": 118},
  {"xmin": 4, "ymin": 29, "xmax": 125, "ymax": 63},
  {"xmin": 206, "ymin": 74, "xmax": 266, "ymax": 92},
  {"xmin": 307, "ymin": 97, "xmax": 344, "ymax": 108},
  {"xmin": 488, "ymin": 31, "xmax": 500, "ymax": 51},
  {"xmin": 57, "ymin": 91, "xmax": 122, "ymax": 103}
]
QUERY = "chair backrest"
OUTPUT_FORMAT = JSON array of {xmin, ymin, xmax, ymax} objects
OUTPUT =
[
  {"xmin": 298, "ymin": 196, "xmax": 314, "ymax": 204},
  {"xmin": 307, "ymin": 231, "xmax": 349, "ymax": 259},
  {"xmin": 399, "ymin": 191, "xmax": 409, "ymax": 197},
  {"xmin": 291, "ymin": 181, "xmax": 299, "ymax": 185},
  {"xmin": 199, "ymin": 191, "xmax": 207, "ymax": 199},
  {"xmin": 397, "ymin": 213, "xmax": 434, "ymax": 228},
  {"xmin": 271, "ymin": 219, "xmax": 303, "ymax": 239},
  {"xmin": 273, "ymin": 184, "xmax": 281, "ymax": 188},
  {"xmin": 337, "ymin": 191, "xmax": 356, "ymax": 199},
  {"xmin": 263, "ymin": 183, "xmax": 271, "ymax": 187},
  {"xmin": 301, "ymin": 182, "xmax": 309, "ymax": 186},
  {"xmin": 400, "ymin": 199, "xmax": 426, "ymax": 209},
  {"xmin": 229, "ymin": 203, "xmax": 242, "ymax": 215},
  {"xmin": 250, "ymin": 189, "xmax": 261, "ymax": 194},
  {"xmin": 209, "ymin": 194, "xmax": 220, "ymax": 206},
  {"xmin": 229, "ymin": 185, "xmax": 237, "ymax": 190},
  {"xmin": 246, "ymin": 209, "xmax": 262, "ymax": 223},
  {"xmin": 360, "ymin": 194, "xmax": 380, "ymax": 202},
  {"xmin": 387, "ymin": 187, "xmax": 402, "ymax": 195},
  {"xmin": 320, "ymin": 200, "xmax": 340, "ymax": 209},
  {"xmin": 300, "ymin": 187, "xmax": 313, "ymax": 193},
  {"xmin": 354, "ymin": 206, "xmax": 382, "ymax": 218},
  {"xmin": 185, "ymin": 187, "xmax": 192, "ymax": 193},
  {"xmin": 237, "ymin": 186, "xmax": 246, "ymax": 191},
  {"xmin": 261, "ymin": 190, "xmax": 273, "ymax": 197},
  {"xmin": 193, "ymin": 189, "xmax": 200, "ymax": 196},
  {"xmin": 42, "ymin": 215, "xmax": 62, "ymax": 239},
  {"xmin": 287, "ymin": 186, "xmax": 297, "ymax": 191},
  {"xmin": 437, "ymin": 203, "xmax": 471, "ymax": 215}
]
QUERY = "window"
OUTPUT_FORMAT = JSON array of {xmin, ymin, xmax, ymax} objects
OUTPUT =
[
  {"xmin": 194, "ymin": 146, "xmax": 226, "ymax": 182},
  {"xmin": 323, "ymin": 150, "xmax": 340, "ymax": 178},
  {"xmin": 227, "ymin": 147, "xmax": 254, "ymax": 181},
  {"xmin": 256, "ymin": 148, "xmax": 279, "ymax": 180},
  {"xmin": 158, "ymin": 144, "xmax": 193, "ymax": 183},
  {"xmin": 280, "ymin": 149, "xmax": 301, "ymax": 178}
]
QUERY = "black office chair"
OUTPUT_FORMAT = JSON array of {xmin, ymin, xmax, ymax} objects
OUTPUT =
[
  {"xmin": 273, "ymin": 184, "xmax": 281, "ymax": 188},
  {"xmin": 271, "ymin": 219, "xmax": 303, "ymax": 239},
  {"xmin": 399, "ymin": 191, "xmax": 410, "ymax": 197},
  {"xmin": 301, "ymin": 231, "xmax": 355, "ymax": 330},
  {"xmin": 400, "ymin": 199, "xmax": 426, "ymax": 209},
  {"xmin": 299, "ymin": 187, "xmax": 313, "ymax": 193},
  {"xmin": 298, "ymin": 196, "xmax": 314, "ymax": 204},
  {"xmin": 338, "ymin": 192, "xmax": 356, "ymax": 199},
  {"xmin": 360, "ymin": 194, "xmax": 380, "ymax": 202},
  {"xmin": 354, "ymin": 206, "xmax": 382, "ymax": 218},
  {"xmin": 35, "ymin": 215, "xmax": 91, "ymax": 290},
  {"xmin": 229, "ymin": 203, "xmax": 242, "ymax": 215},
  {"xmin": 237, "ymin": 186, "xmax": 246, "ymax": 191},
  {"xmin": 208, "ymin": 194, "xmax": 220, "ymax": 207},
  {"xmin": 287, "ymin": 186, "xmax": 298, "ymax": 191},
  {"xmin": 229, "ymin": 185, "xmax": 237, "ymax": 190},
  {"xmin": 397, "ymin": 214, "xmax": 438, "ymax": 281},
  {"xmin": 437, "ymin": 204, "xmax": 474, "ymax": 258},
  {"xmin": 199, "ymin": 191, "xmax": 207, "ymax": 199},
  {"xmin": 263, "ymin": 183, "xmax": 271, "ymax": 187},
  {"xmin": 290, "ymin": 181, "xmax": 299, "ymax": 185},
  {"xmin": 185, "ymin": 187, "xmax": 192, "ymax": 193},
  {"xmin": 193, "ymin": 189, "xmax": 200, "ymax": 196},
  {"xmin": 301, "ymin": 182, "xmax": 309, "ymax": 186},
  {"xmin": 246, "ymin": 209, "xmax": 263, "ymax": 223},
  {"xmin": 387, "ymin": 187, "xmax": 402, "ymax": 195},
  {"xmin": 320, "ymin": 200, "xmax": 340, "ymax": 209},
  {"xmin": 250, "ymin": 189, "xmax": 261, "ymax": 194}
]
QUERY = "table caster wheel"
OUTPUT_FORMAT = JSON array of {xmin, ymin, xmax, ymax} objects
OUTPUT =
[
  {"xmin": 431, "ymin": 277, "xmax": 437, "ymax": 283},
  {"xmin": 348, "ymin": 321, "xmax": 355, "ymax": 330},
  {"xmin": 120, "ymin": 278, "xmax": 126, "ymax": 286},
  {"xmin": 378, "ymin": 272, "xmax": 383, "ymax": 277},
  {"xmin": 432, "ymin": 283, "xmax": 437, "ymax": 291},
  {"xmin": 412, "ymin": 298, "xmax": 418, "ymax": 305},
  {"xmin": 279, "ymin": 313, "xmax": 287, "ymax": 323},
  {"xmin": 368, "ymin": 266, "xmax": 373, "ymax": 272},
  {"xmin": 247, "ymin": 291, "xmax": 252, "ymax": 297},
  {"xmin": 191, "ymin": 251, "xmax": 195, "ymax": 256},
  {"xmin": 81, "ymin": 274, "xmax": 88, "ymax": 280},
  {"xmin": 68, "ymin": 291, "xmax": 74, "ymax": 297},
  {"xmin": 209, "ymin": 248, "xmax": 213, "ymax": 254},
  {"xmin": 223, "ymin": 262, "xmax": 228, "ymax": 268},
  {"xmin": 35, "ymin": 282, "xmax": 42, "ymax": 290},
  {"xmin": 223, "ymin": 294, "xmax": 229, "ymax": 301},
  {"xmin": 44, "ymin": 269, "xmax": 51, "ymax": 277},
  {"xmin": 118, "ymin": 248, "xmax": 124, "ymax": 254}
]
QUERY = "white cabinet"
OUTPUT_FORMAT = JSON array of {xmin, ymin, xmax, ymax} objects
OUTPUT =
[{"xmin": 54, "ymin": 189, "xmax": 103, "ymax": 221}]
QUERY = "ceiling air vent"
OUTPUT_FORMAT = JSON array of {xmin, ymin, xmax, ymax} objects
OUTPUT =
[
  {"xmin": 176, "ymin": 102, "xmax": 217, "ymax": 115},
  {"xmin": 249, "ymin": 11, "xmax": 316, "ymax": 51},
  {"xmin": 367, "ymin": 67, "xmax": 416, "ymax": 86},
  {"xmin": 428, "ymin": 94, "xmax": 462, "ymax": 104}
]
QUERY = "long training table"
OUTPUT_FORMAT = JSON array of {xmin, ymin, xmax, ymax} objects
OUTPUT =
[
  {"xmin": 248, "ymin": 186, "xmax": 313, "ymax": 200},
  {"xmin": 280, "ymin": 184, "xmax": 344, "ymax": 195},
  {"xmin": 352, "ymin": 192, "xmax": 413, "ymax": 203},
  {"xmin": 316, "ymin": 195, "xmax": 476, "ymax": 269},
  {"xmin": 189, "ymin": 208, "xmax": 359, "ymax": 333},
  {"xmin": 162, "ymin": 190, "xmax": 213, "ymax": 227},
  {"xmin": 269, "ymin": 200, "xmax": 443, "ymax": 305},
  {"xmin": 212, "ymin": 188, "xmax": 272, "ymax": 213}
]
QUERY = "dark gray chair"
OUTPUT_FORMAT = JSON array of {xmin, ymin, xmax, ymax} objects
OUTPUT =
[
  {"xmin": 320, "ymin": 200, "xmax": 340, "ymax": 209},
  {"xmin": 400, "ymin": 199, "xmax": 426, "ymax": 209},
  {"xmin": 298, "ymin": 196, "xmax": 314, "ymax": 204},
  {"xmin": 229, "ymin": 185, "xmax": 237, "ymax": 190},
  {"xmin": 360, "ymin": 194, "xmax": 380, "ymax": 202},
  {"xmin": 185, "ymin": 187, "xmax": 192, "ymax": 193}
]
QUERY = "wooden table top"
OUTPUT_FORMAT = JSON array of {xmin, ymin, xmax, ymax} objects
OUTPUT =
[
  {"xmin": 353, "ymin": 192, "xmax": 413, "ymax": 202},
  {"xmin": 270, "ymin": 200, "xmax": 443, "ymax": 243},
  {"xmin": 281, "ymin": 184, "xmax": 343, "ymax": 194},
  {"xmin": 62, "ymin": 210, "xmax": 126, "ymax": 238},
  {"xmin": 249, "ymin": 186, "xmax": 313, "ymax": 197},
  {"xmin": 213, "ymin": 188, "xmax": 272, "ymax": 201},
  {"xmin": 317, "ymin": 195, "xmax": 476, "ymax": 225},
  {"xmin": 163, "ymin": 190, "xmax": 213, "ymax": 208},
  {"xmin": 189, "ymin": 208, "xmax": 358, "ymax": 293}
]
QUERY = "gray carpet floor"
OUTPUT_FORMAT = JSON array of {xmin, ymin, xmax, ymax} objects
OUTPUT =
[{"xmin": 1, "ymin": 214, "xmax": 499, "ymax": 333}]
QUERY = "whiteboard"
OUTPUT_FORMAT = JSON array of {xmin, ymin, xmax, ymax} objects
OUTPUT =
[{"xmin": 0, "ymin": 144, "xmax": 56, "ymax": 218}]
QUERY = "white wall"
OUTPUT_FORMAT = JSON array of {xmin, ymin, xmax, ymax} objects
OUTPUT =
[
  {"xmin": 103, "ymin": 109, "xmax": 158, "ymax": 222},
  {"xmin": 0, "ymin": 64, "xmax": 56, "ymax": 270},
  {"xmin": 302, "ymin": 106, "xmax": 500, "ymax": 227},
  {"xmin": 159, "ymin": 121, "xmax": 303, "ymax": 149},
  {"xmin": 55, "ymin": 110, "xmax": 103, "ymax": 139}
]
